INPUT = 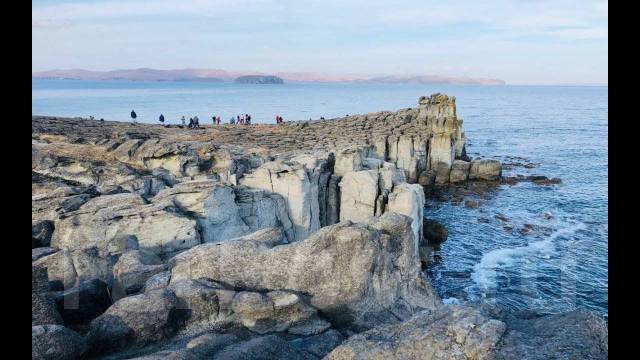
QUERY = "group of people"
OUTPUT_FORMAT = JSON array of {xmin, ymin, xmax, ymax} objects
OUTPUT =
[
  {"xmin": 130, "ymin": 110, "xmax": 288, "ymax": 127},
  {"xmin": 230, "ymin": 114, "xmax": 252, "ymax": 125}
]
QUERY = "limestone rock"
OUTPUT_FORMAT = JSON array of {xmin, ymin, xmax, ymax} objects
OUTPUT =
[
  {"xmin": 450, "ymin": 159, "xmax": 471, "ymax": 183},
  {"xmin": 469, "ymin": 159, "xmax": 502, "ymax": 181},
  {"xmin": 170, "ymin": 213, "xmax": 439, "ymax": 331},
  {"xmin": 212, "ymin": 335, "xmax": 315, "ymax": 360},
  {"xmin": 51, "ymin": 193, "xmax": 200, "ymax": 257},
  {"xmin": 32, "ymin": 325, "xmax": 86, "ymax": 360},
  {"xmin": 386, "ymin": 183, "xmax": 425, "ymax": 244},
  {"xmin": 87, "ymin": 289, "xmax": 183, "ymax": 354},
  {"xmin": 168, "ymin": 279, "xmax": 220, "ymax": 325},
  {"xmin": 241, "ymin": 159, "xmax": 326, "ymax": 242},
  {"xmin": 339, "ymin": 170, "xmax": 379, "ymax": 223},
  {"xmin": 325, "ymin": 306, "xmax": 506, "ymax": 360},
  {"xmin": 113, "ymin": 250, "xmax": 167, "ymax": 295},
  {"xmin": 231, "ymin": 290, "xmax": 330, "ymax": 335},
  {"xmin": 334, "ymin": 147, "xmax": 363, "ymax": 177}
]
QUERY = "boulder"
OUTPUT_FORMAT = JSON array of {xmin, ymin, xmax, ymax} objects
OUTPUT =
[
  {"xmin": 32, "ymin": 325, "xmax": 86, "ymax": 360},
  {"xmin": 32, "ymin": 220, "xmax": 54, "ymax": 248},
  {"xmin": 494, "ymin": 309, "xmax": 608, "ymax": 360},
  {"xmin": 170, "ymin": 213, "xmax": 439, "ymax": 331},
  {"xmin": 325, "ymin": 306, "xmax": 506, "ymax": 360},
  {"xmin": 32, "ymin": 247, "xmax": 58, "ymax": 262},
  {"xmin": 53, "ymin": 278, "xmax": 111, "ymax": 326},
  {"xmin": 113, "ymin": 250, "xmax": 166, "ymax": 295},
  {"xmin": 423, "ymin": 218, "xmax": 448, "ymax": 244},
  {"xmin": 289, "ymin": 329, "xmax": 345, "ymax": 358},
  {"xmin": 334, "ymin": 147, "xmax": 363, "ymax": 177},
  {"xmin": 32, "ymin": 266, "xmax": 63, "ymax": 326},
  {"xmin": 143, "ymin": 271, "xmax": 171, "ymax": 292},
  {"xmin": 33, "ymin": 247, "xmax": 112, "ymax": 289},
  {"xmin": 231, "ymin": 290, "xmax": 330, "ymax": 335},
  {"xmin": 449, "ymin": 159, "xmax": 471, "ymax": 183},
  {"xmin": 212, "ymin": 335, "xmax": 315, "ymax": 360},
  {"xmin": 87, "ymin": 289, "xmax": 184, "ymax": 354},
  {"xmin": 469, "ymin": 159, "xmax": 502, "ymax": 181},
  {"xmin": 168, "ymin": 279, "xmax": 220, "ymax": 325}
]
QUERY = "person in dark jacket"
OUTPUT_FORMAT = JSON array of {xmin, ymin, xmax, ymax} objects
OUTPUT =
[
  {"xmin": 159, "ymin": 114, "xmax": 165, "ymax": 123},
  {"xmin": 130, "ymin": 110, "xmax": 137, "ymax": 123}
]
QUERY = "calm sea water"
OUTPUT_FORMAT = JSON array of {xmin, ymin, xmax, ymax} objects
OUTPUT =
[{"xmin": 32, "ymin": 79, "xmax": 608, "ymax": 317}]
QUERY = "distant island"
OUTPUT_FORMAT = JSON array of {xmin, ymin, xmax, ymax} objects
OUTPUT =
[
  {"xmin": 234, "ymin": 75, "xmax": 284, "ymax": 84},
  {"xmin": 32, "ymin": 68, "xmax": 505, "ymax": 85}
]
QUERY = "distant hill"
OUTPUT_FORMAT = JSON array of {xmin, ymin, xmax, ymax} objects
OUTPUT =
[
  {"xmin": 234, "ymin": 75, "xmax": 284, "ymax": 84},
  {"xmin": 32, "ymin": 68, "xmax": 505, "ymax": 85},
  {"xmin": 366, "ymin": 75, "xmax": 506, "ymax": 86}
]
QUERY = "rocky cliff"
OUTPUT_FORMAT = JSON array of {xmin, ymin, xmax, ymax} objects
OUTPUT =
[{"xmin": 31, "ymin": 94, "xmax": 605, "ymax": 359}]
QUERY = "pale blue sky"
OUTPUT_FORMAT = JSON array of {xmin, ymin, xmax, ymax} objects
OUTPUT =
[{"xmin": 32, "ymin": 0, "xmax": 608, "ymax": 85}]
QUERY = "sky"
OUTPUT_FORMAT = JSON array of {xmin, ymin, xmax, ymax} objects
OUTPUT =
[{"xmin": 32, "ymin": 0, "xmax": 608, "ymax": 85}]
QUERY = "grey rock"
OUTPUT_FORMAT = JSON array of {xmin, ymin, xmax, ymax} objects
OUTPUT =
[
  {"xmin": 325, "ymin": 306, "xmax": 506, "ymax": 360},
  {"xmin": 170, "ymin": 213, "xmax": 439, "ymax": 331},
  {"xmin": 32, "ymin": 266, "xmax": 63, "ymax": 326},
  {"xmin": 53, "ymin": 278, "xmax": 111, "ymax": 326},
  {"xmin": 87, "ymin": 289, "xmax": 184, "ymax": 355},
  {"xmin": 212, "ymin": 335, "xmax": 315, "ymax": 360},
  {"xmin": 289, "ymin": 329, "xmax": 345, "ymax": 358},
  {"xmin": 32, "ymin": 324, "xmax": 86, "ymax": 360},
  {"xmin": 168, "ymin": 279, "xmax": 220, "ymax": 325},
  {"xmin": 469, "ymin": 159, "xmax": 502, "ymax": 181},
  {"xmin": 144, "ymin": 270, "xmax": 171, "ymax": 292},
  {"xmin": 32, "ymin": 247, "xmax": 58, "ymax": 262},
  {"xmin": 32, "ymin": 220, "xmax": 54, "ymax": 248},
  {"xmin": 494, "ymin": 309, "xmax": 608, "ymax": 360},
  {"xmin": 113, "ymin": 250, "xmax": 166, "ymax": 295}
]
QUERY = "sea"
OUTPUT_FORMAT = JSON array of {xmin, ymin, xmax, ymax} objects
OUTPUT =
[{"xmin": 32, "ymin": 79, "xmax": 608, "ymax": 317}]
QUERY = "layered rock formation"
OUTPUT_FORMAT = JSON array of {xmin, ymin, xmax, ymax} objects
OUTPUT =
[{"xmin": 31, "ymin": 94, "xmax": 604, "ymax": 359}]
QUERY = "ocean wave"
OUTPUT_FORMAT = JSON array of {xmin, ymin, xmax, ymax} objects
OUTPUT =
[{"xmin": 470, "ymin": 222, "xmax": 587, "ymax": 294}]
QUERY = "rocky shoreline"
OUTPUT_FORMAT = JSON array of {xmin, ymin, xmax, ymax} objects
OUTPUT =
[{"xmin": 32, "ymin": 94, "xmax": 607, "ymax": 359}]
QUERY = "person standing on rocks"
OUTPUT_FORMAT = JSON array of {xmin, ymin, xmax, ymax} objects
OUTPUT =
[
  {"xmin": 193, "ymin": 116, "xmax": 200, "ymax": 128},
  {"xmin": 130, "ymin": 110, "xmax": 137, "ymax": 123},
  {"xmin": 159, "ymin": 114, "xmax": 165, "ymax": 123},
  {"xmin": 181, "ymin": 116, "xmax": 186, "ymax": 127},
  {"xmin": 212, "ymin": 115, "xmax": 216, "ymax": 125},
  {"xmin": 217, "ymin": 116, "xmax": 221, "ymax": 125}
]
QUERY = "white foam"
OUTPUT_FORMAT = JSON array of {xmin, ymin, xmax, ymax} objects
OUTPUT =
[
  {"xmin": 470, "ymin": 222, "xmax": 586, "ymax": 292},
  {"xmin": 443, "ymin": 297, "xmax": 462, "ymax": 305}
]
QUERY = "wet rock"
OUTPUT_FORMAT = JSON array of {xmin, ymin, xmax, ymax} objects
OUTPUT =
[
  {"xmin": 449, "ymin": 159, "xmax": 471, "ymax": 183},
  {"xmin": 423, "ymin": 218, "xmax": 448, "ymax": 244},
  {"xmin": 464, "ymin": 199, "xmax": 479, "ymax": 209},
  {"xmin": 469, "ymin": 159, "xmax": 502, "ymax": 181},
  {"xmin": 494, "ymin": 310, "xmax": 608, "ymax": 360},
  {"xmin": 529, "ymin": 175, "xmax": 562, "ymax": 185},
  {"xmin": 32, "ymin": 325, "xmax": 86, "ymax": 360}
]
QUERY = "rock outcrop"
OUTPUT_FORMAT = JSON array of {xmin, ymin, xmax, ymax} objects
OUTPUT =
[
  {"xmin": 169, "ymin": 213, "xmax": 440, "ymax": 331},
  {"xmin": 28, "ymin": 95, "xmax": 603, "ymax": 359}
]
